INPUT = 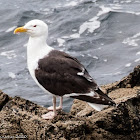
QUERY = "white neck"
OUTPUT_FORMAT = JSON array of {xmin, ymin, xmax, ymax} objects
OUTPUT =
[
  {"xmin": 27, "ymin": 36, "xmax": 53, "ymax": 71},
  {"xmin": 28, "ymin": 36, "xmax": 47, "ymax": 55}
]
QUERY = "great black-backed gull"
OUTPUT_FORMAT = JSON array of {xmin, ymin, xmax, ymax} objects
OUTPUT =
[{"xmin": 14, "ymin": 19, "xmax": 116, "ymax": 119}]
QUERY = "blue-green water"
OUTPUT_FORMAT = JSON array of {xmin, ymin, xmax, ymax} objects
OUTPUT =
[{"xmin": 0, "ymin": 0, "xmax": 140, "ymax": 111}]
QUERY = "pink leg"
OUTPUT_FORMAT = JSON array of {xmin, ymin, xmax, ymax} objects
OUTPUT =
[
  {"xmin": 47, "ymin": 97, "xmax": 63, "ymax": 111},
  {"xmin": 42, "ymin": 96, "xmax": 57, "ymax": 119},
  {"xmin": 59, "ymin": 96, "xmax": 63, "ymax": 110}
]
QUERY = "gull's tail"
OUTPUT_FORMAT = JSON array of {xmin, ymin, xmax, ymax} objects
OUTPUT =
[{"xmin": 70, "ymin": 88, "xmax": 116, "ymax": 111}]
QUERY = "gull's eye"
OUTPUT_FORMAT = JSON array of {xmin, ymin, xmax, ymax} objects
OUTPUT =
[{"xmin": 33, "ymin": 25, "xmax": 37, "ymax": 27}]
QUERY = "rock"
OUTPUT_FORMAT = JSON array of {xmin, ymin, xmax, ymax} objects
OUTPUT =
[
  {"xmin": 71, "ymin": 65, "xmax": 140, "ymax": 140},
  {"xmin": 0, "ymin": 90, "xmax": 11, "ymax": 110},
  {"xmin": 0, "ymin": 94, "xmax": 92, "ymax": 140},
  {"xmin": 104, "ymin": 65, "xmax": 140, "ymax": 93},
  {"xmin": 0, "ymin": 65, "xmax": 140, "ymax": 139},
  {"xmin": 118, "ymin": 65, "xmax": 140, "ymax": 88},
  {"xmin": 71, "ymin": 93, "xmax": 140, "ymax": 140}
]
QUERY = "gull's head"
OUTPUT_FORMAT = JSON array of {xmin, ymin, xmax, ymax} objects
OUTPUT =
[{"xmin": 14, "ymin": 19, "xmax": 48, "ymax": 37}]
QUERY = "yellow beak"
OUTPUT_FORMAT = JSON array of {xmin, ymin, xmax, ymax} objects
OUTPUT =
[{"xmin": 14, "ymin": 26, "xmax": 27, "ymax": 34}]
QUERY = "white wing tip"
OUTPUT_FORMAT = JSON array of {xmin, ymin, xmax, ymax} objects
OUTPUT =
[{"xmin": 88, "ymin": 103, "xmax": 108, "ymax": 111}]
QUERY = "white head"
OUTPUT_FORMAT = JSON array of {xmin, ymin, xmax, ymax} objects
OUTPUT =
[{"xmin": 14, "ymin": 19, "xmax": 48, "ymax": 38}]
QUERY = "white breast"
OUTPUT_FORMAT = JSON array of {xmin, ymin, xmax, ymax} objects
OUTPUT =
[{"xmin": 27, "ymin": 37, "xmax": 54, "ymax": 95}]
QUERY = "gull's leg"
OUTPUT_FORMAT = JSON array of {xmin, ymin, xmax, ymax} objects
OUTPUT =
[
  {"xmin": 48, "ymin": 96, "xmax": 63, "ymax": 111},
  {"xmin": 53, "ymin": 96, "xmax": 57, "ymax": 116},
  {"xmin": 58, "ymin": 96, "xmax": 63, "ymax": 110},
  {"xmin": 42, "ymin": 96, "xmax": 57, "ymax": 119}
]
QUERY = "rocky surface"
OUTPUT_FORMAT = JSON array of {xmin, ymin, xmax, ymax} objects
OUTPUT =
[{"xmin": 0, "ymin": 65, "xmax": 140, "ymax": 140}]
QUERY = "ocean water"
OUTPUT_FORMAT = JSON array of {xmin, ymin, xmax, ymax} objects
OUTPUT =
[{"xmin": 0, "ymin": 0, "xmax": 140, "ymax": 111}]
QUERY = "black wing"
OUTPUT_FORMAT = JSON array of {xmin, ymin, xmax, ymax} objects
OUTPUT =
[{"xmin": 35, "ymin": 50, "xmax": 98, "ymax": 96}]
